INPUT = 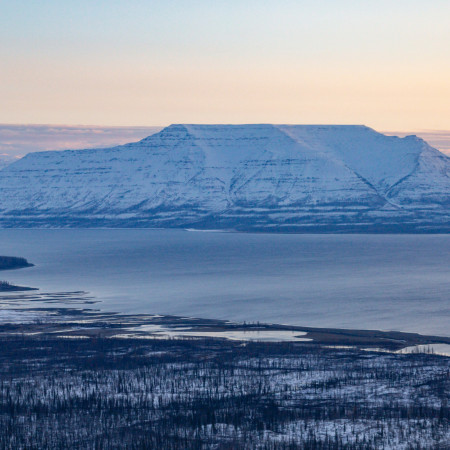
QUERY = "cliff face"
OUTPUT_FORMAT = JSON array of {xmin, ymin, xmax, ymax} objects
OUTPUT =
[{"xmin": 0, "ymin": 124, "xmax": 449, "ymax": 231}]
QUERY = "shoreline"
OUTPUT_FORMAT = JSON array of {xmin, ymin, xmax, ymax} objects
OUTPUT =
[
  {"xmin": 1, "ymin": 302, "xmax": 449, "ymax": 354},
  {"xmin": 0, "ymin": 257, "xmax": 448, "ymax": 355}
]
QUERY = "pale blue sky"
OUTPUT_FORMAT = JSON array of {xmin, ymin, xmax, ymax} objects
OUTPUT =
[{"xmin": 1, "ymin": 1, "xmax": 449, "ymax": 129}]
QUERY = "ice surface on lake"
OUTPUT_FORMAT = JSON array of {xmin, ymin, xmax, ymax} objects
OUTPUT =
[
  {"xmin": 132, "ymin": 325, "xmax": 310, "ymax": 342},
  {"xmin": 0, "ymin": 229, "xmax": 449, "ymax": 336}
]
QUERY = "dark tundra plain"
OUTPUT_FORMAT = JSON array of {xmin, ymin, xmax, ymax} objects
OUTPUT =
[{"xmin": 0, "ymin": 335, "xmax": 448, "ymax": 449}]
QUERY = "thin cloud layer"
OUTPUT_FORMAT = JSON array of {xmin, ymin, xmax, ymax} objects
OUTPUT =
[{"xmin": 0, "ymin": 124, "xmax": 162, "ymax": 161}]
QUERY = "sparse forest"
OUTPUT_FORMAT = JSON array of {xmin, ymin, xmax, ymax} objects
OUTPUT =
[{"xmin": 0, "ymin": 336, "xmax": 448, "ymax": 449}]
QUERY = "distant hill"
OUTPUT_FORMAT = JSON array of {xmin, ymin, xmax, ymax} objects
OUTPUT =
[{"xmin": 0, "ymin": 124, "xmax": 449, "ymax": 232}]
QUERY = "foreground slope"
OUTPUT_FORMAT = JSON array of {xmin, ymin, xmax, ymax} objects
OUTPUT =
[
  {"xmin": 0, "ymin": 124, "xmax": 449, "ymax": 231},
  {"xmin": 1, "ymin": 336, "xmax": 449, "ymax": 449}
]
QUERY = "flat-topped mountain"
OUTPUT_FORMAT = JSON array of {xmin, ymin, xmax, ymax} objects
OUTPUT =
[{"xmin": 0, "ymin": 124, "xmax": 449, "ymax": 232}]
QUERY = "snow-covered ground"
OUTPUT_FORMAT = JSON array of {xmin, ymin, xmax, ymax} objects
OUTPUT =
[{"xmin": 0, "ymin": 336, "xmax": 448, "ymax": 448}]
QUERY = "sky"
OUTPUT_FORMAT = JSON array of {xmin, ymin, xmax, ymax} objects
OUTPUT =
[{"xmin": 0, "ymin": 1, "xmax": 449, "ymax": 130}]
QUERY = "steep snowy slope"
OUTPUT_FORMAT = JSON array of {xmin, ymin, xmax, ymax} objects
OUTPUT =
[{"xmin": 0, "ymin": 124, "xmax": 448, "ymax": 231}]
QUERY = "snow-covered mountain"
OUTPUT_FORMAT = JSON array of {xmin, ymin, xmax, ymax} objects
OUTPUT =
[{"xmin": 0, "ymin": 124, "xmax": 449, "ymax": 231}]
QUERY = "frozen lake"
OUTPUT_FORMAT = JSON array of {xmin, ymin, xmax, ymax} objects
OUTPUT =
[{"xmin": 0, "ymin": 229, "xmax": 449, "ymax": 336}]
